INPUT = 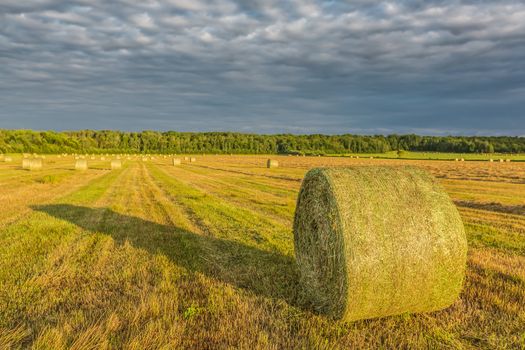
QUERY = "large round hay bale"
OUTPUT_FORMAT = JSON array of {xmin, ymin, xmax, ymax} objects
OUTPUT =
[
  {"xmin": 110, "ymin": 160, "xmax": 122, "ymax": 170},
  {"xmin": 267, "ymin": 159, "xmax": 279, "ymax": 168},
  {"xmin": 293, "ymin": 167, "xmax": 467, "ymax": 322},
  {"xmin": 28, "ymin": 158, "xmax": 42, "ymax": 171},
  {"xmin": 172, "ymin": 158, "xmax": 181, "ymax": 166},
  {"xmin": 75, "ymin": 159, "xmax": 88, "ymax": 170}
]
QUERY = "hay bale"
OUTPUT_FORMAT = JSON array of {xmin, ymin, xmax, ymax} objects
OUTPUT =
[
  {"xmin": 489, "ymin": 159, "xmax": 494, "ymax": 162},
  {"xmin": 499, "ymin": 159, "xmax": 504, "ymax": 163},
  {"xmin": 190, "ymin": 157, "xmax": 196, "ymax": 163},
  {"xmin": 506, "ymin": 159, "xmax": 511, "ymax": 163},
  {"xmin": 100, "ymin": 156, "xmax": 106, "ymax": 161},
  {"xmin": 172, "ymin": 158, "xmax": 181, "ymax": 166},
  {"xmin": 184, "ymin": 156, "xmax": 189, "ymax": 161},
  {"xmin": 460, "ymin": 158, "xmax": 465, "ymax": 162},
  {"xmin": 22, "ymin": 158, "xmax": 31, "ymax": 169},
  {"xmin": 28, "ymin": 158, "xmax": 42, "ymax": 171},
  {"xmin": 75, "ymin": 159, "xmax": 88, "ymax": 170},
  {"xmin": 267, "ymin": 159, "xmax": 279, "ymax": 168},
  {"xmin": 110, "ymin": 160, "xmax": 122, "ymax": 170},
  {"xmin": 293, "ymin": 167, "xmax": 467, "ymax": 322},
  {"xmin": 4, "ymin": 156, "xmax": 12, "ymax": 162}
]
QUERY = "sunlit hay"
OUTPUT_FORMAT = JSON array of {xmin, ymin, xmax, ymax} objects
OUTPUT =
[
  {"xmin": 142, "ymin": 157, "xmax": 148, "ymax": 162},
  {"xmin": 455, "ymin": 158, "xmax": 459, "ymax": 161},
  {"xmin": 90, "ymin": 156, "xmax": 95, "ymax": 160},
  {"xmin": 369, "ymin": 156, "xmax": 374, "ymax": 159},
  {"xmin": 110, "ymin": 160, "xmax": 122, "ymax": 170},
  {"xmin": 22, "ymin": 158, "xmax": 31, "ymax": 169},
  {"xmin": 184, "ymin": 157, "xmax": 189, "ymax": 161},
  {"xmin": 489, "ymin": 159, "xmax": 494, "ymax": 162},
  {"xmin": 100, "ymin": 157, "xmax": 106, "ymax": 161},
  {"xmin": 460, "ymin": 158, "xmax": 465, "ymax": 162},
  {"xmin": 172, "ymin": 158, "xmax": 181, "ymax": 166},
  {"xmin": 190, "ymin": 157, "xmax": 196, "ymax": 163},
  {"xmin": 506, "ymin": 159, "xmax": 511, "ymax": 162},
  {"xmin": 293, "ymin": 167, "xmax": 467, "ymax": 322},
  {"xmin": 4, "ymin": 156, "xmax": 13, "ymax": 162},
  {"xmin": 499, "ymin": 159, "xmax": 504, "ymax": 163},
  {"xmin": 75, "ymin": 159, "xmax": 88, "ymax": 170},
  {"xmin": 267, "ymin": 159, "xmax": 279, "ymax": 168},
  {"xmin": 355, "ymin": 156, "xmax": 359, "ymax": 159},
  {"xmin": 28, "ymin": 158, "xmax": 42, "ymax": 171}
]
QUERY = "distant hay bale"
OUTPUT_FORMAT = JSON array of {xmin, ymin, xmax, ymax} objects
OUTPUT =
[
  {"xmin": 4, "ymin": 156, "xmax": 12, "ymax": 162},
  {"xmin": 172, "ymin": 158, "xmax": 181, "ymax": 166},
  {"xmin": 75, "ymin": 159, "xmax": 88, "ymax": 170},
  {"xmin": 369, "ymin": 156, "xmax": 374, "ymax": 159},
  {"xmin": 267, "ymin": 159, "xmax": 279, "ymax": 168},
  {"xmin": 506, "ymin": 159, "xmax": 511, "ymax": 163},
  {"xmin": 190, "ymin": 157, "xmax": 196, "ymax": 163},
  {"xmin": 22, "ymin": 158, "xmax": 31, "ymax": 169},
  {"xmin": 184, "ymin": 156, "xmax": 189, "ymax": 161},
  {"xmin": 454, "ymin": 158, "xmax": 459, "ymax": 161},
  {"xmin": 499, "ymin": 159, "xmax": 504, "ymax": 163},
  {"xmin": 293, "ymin": 167, "xmax": 467, "ymax": 322},
  {"xmin": 28, "ymin": 158, "xmax": 42, "ymax": 171},
  {"xmin": 142, "ymin": 157, "xmax": 148, "ymax": 162},
  {"xmin": 110, "ymin": 160, "xmax": 122, "ymax": 170},
  {"xmin": 489, "ymin": 159, "xmax": 494, "ymax": 162},
  {"xmin": 100, "ymin": 156, "xmax": 106, "ymax": 161},
  {"xmin": 460, "ymin": 158, "xmax": 465, "ymax": 162}
]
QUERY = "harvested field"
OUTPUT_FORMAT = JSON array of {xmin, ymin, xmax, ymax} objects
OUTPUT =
[{"xmin": 0, "ymin": 154, "xmax": 524, "ymax": 349}]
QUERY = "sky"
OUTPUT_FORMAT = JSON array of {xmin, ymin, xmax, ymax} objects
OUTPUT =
[{"xmin": 0, "ymin": 0, "xmax": 524, "ymax": 135}]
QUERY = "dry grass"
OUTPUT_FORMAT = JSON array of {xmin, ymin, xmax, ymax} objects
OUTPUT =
[{"xmin": 0, "ymin": 154, "xmax": 524, "ymax": 349}]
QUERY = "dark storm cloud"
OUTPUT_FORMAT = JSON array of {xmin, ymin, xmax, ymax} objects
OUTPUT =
[{"xmin": 0, "ymin": 0, "xmax": 524, "ymax": 134}]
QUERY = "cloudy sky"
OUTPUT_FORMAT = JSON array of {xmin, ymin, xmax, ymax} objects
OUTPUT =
[{"xmin": 0, "ymin": 0, "xmax": 524, "ymax": 135}]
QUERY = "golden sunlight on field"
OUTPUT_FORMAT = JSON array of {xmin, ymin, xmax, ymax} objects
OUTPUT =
[{"xmin": 0, "ymin": 154, "xmax": 524, "ymax": 349}]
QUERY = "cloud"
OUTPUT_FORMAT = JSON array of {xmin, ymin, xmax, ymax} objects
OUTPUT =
[{"xmin": 0, "ymin": 0, "xmax": 524, "ymax": 134}]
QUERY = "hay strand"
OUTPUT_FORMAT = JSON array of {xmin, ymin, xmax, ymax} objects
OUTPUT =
[{"xmin": 293, "ymin": 166, "xmax": 467, "ymax": 322}]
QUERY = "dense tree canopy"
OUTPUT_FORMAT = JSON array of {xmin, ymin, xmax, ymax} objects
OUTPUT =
[{"xmin": 0, "ymin": 130, "xmax": 523, "ymax": 154}]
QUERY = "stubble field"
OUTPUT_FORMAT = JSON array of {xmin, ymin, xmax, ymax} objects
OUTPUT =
[{"xmin": 0, "ymin": 154, "xmax": 524, "ymax": 349}]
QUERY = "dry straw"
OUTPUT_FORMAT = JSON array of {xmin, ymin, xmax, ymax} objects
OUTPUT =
[
  {"xmin": 110, "ymin": 160, "xmax": 122, "ymax": 170},
  {"xmin": 75, "ymin": 159, "xmax": 88, "ymax": 170},
  {"xmin": 267, "ymin": 159, "xmax": 279, "ymax": 168},
  {"xmin": 293, "ymin": 167, "xmax": 467, "ymax": 322},
  {"xmin": 172, "ymin": 158, "xmax": 181, "ymax": 166}
]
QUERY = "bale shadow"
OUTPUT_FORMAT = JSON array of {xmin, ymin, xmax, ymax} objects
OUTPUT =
[{"xmin": 32, "ymin": 204, "xmax": 300, "ymax": 306}]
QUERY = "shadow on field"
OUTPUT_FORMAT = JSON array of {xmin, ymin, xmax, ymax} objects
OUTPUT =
[{"xmin": 32, "ymin": 204, "xmax": 301, "ymax": 306}]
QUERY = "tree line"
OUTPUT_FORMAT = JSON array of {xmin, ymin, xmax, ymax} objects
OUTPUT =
[{"xmin": 1, "ymin": 129, "xmax": 524, "ymax": 154}]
